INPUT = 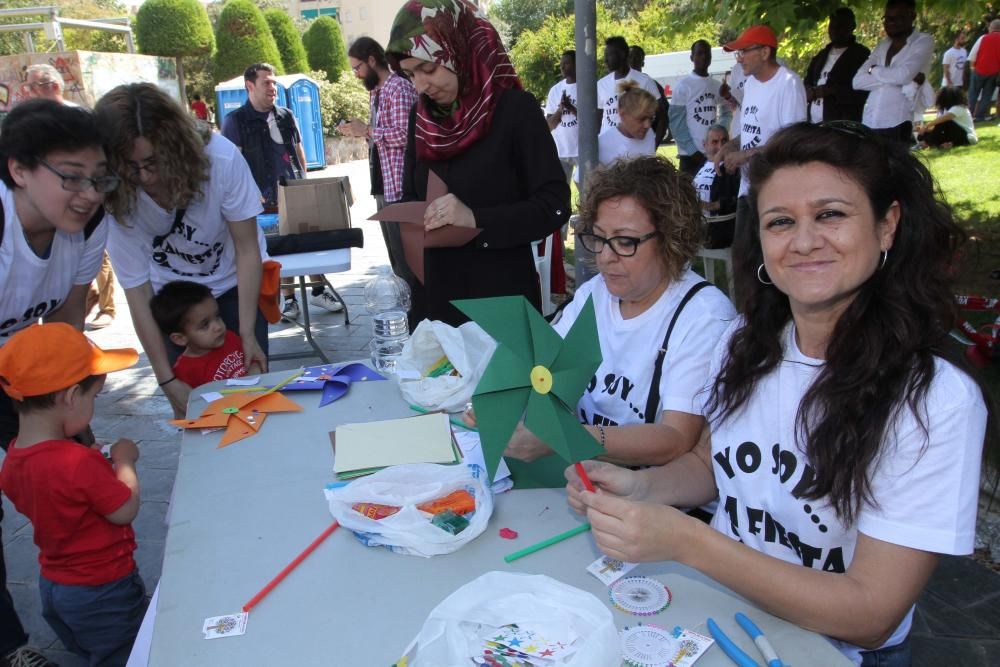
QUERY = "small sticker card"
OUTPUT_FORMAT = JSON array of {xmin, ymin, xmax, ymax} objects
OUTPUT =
[
  {"xmin": 587, "ymin": 554, "xmax": 638, "ymax": 585},
  {"xmin": 202, "ymin": 612, "xmax": 248, "ymax": 639},
  {"xmin": 225, "ymin": 377, "xmax": 260, "ymax": 386},
  {"xmin": 201, "ymin": 391, "xmax": 225, "ymax": 403}
]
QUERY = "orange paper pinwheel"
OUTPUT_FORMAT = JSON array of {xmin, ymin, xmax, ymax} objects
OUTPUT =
[{"xmin": 172, "ymin": 377, "xmax": 304, "ymax": 447}]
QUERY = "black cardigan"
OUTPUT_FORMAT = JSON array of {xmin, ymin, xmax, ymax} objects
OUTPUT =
[
  {"xmin": 804, "ymin": 40, "xmax": 872, "ymax": 123},
  {"xmin": 401, "ymin": 88, "xmax": 570, "ymax": 326}
]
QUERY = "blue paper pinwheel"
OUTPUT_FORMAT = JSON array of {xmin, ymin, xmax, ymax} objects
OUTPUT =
[{"xmin": 282, "ymin": 363, "xmax": 386, "ymax": 406}]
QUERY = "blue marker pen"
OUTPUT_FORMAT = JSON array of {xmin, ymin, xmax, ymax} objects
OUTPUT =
[{"xmin": 735, "ymin": 613, "xmax": 784, "ymax": 667}]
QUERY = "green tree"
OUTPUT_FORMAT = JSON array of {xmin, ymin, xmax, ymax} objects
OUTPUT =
[
  {"xmin": 135, "ymin": 0, "xmax": 214, "ymax": 106},
  {"xmin": 1, "ymin": 0, "xmax": 130, "ymax": 57},
  {"xmin": 489, "ymin": 0, "xmax": 572, "ymax": 45},
  {"xmin": 302, "ymin": 16, "xmax": 348, "ymax": 82},
  {"xmin": 213, "ymin": 0, "xmax": 283, "ymax": 84},
  {"xmin": 264, "ymin": 8, "xmax": 308, "ymax": 74},
  {"xmin": 310, "ymin": 69, "xmax": 368, "ymax": 135}
]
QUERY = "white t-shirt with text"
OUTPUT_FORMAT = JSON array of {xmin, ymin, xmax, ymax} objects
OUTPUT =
[
  {"xmin": 553, "ymin": 271, "xmax": 734, "ymax": 426},
  {"xmin": 597, "ymin": 126, "xmax": 656, "ymax": 169},
  {"xmin": 693, "ymin": 162, "xmax": 716, "ymax": 204},
  {"xmin": 705, "ymin": 320, "xmax": 985, "ymax": 663},
  {"xmin": 738, "ymin": 65, "xmax": 808, "ymax": 196},
  {"xmin": 597, "ymin": 69, "xmax": 660, "ymax": 132},
  {"xmin": 544, "ymin": 79, "xmax": 579, "ymax": 159},
  {"xmin": 0, "ymin": 182, "xmax": 109, "ymax": 344},
  {"xmin": 107, "ymin": 134, "xmax": 266, "ymax": 296},
  {"xmin": 941, "ymin": 46, "xmax": 968, "ymax": 87},
  {"xmin": 671, "ymin": 73, "xmax": 723, "ymax": 156}
]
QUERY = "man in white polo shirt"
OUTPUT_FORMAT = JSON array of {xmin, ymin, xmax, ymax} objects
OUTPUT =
[{"xmin": 852, "ymin": 0, "xmax": 933, "ymax": 143}]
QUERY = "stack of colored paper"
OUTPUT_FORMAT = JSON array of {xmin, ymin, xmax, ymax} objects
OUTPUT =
[{"xmin": 332, "ymin": 413, "xmax": 461, "ymax": 479}]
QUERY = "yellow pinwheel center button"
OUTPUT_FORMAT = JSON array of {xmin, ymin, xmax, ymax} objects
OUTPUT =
[{"xmin": 530, "ymin": 365, "xmax": 553, "ymax": 394}]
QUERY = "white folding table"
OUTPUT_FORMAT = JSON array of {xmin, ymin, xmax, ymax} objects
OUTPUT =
[{"xmin": 273, "ymin": 248, "xmax": 352, "ymax": 363}]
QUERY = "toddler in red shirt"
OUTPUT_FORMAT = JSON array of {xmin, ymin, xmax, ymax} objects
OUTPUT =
[
  {"xmin": 151, "ymin": 280, "xmax": 257, "ymax": 389},
  {"xmin": 0, "ymin": 323, "xmax": 146, "ymax": 667}
]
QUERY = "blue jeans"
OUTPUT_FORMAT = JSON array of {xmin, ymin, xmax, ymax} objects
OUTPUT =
[
  {"xmin": 40, "ymin": 570, "xmax": 147, "ymax": 667},
  {"xmin": 968, "ymin": 71, "xmax": 998, "ymax": 120},
  {"xmin": 860, "ymin": 637, "xmax": 911, "ymax": 667}
]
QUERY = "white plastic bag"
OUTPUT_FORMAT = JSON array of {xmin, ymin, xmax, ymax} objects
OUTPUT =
[
  {"xmin": 397, "ymin": 571, "xmax": 621, "ymax": 667},
  {"xmin": 325, "ymin": 463, "xmax": 492, "ymax": 557},
  {"xmin": 397, "ymin": 320, "xmax": 496, "ymax": 413}
]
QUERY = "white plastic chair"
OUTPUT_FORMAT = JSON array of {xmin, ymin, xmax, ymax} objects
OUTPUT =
[
  {"xmin": 531, "ymin": 233, "xmax": 556, "ymax": 316},
  {"xmin": 695, "ymin": 213, "xmax": 736, "ymax": 297}
]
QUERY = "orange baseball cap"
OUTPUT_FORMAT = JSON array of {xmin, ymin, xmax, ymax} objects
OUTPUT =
[
  {"xmin": 0, "ymin": 323, "xmax": 138, "ymax": 400},
  {"xmin": 723, "ymin": 25, "xmax": 778, "ymax": 52}
]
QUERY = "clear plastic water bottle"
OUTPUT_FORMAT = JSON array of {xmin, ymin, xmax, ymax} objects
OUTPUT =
[{"xmin": 364, "ymin": 265, "xmax": 411, "ymax": 374}]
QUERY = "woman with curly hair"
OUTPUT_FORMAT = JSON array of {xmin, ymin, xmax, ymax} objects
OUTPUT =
[
  {"xmin": 478, "ymin": 156, "xmax": 734, "ymax": 487},
  {"xmin": 567, "ymin": 122, "xmax": 988, "ymax": 664},
  {"xmin": 95, "ymin": 83, "xmax": 268, "ymax": 416},
  {"xmin": 386, "ymin": 0, "xmax": 568, "ymax": 326}
]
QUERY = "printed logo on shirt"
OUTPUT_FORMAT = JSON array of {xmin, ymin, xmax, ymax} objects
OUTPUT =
[
  {"xmin": 561, "ymin": 94, "xmax": 579, "ymax": 129},
  {"xmin": 0, "ymin": 299, "xmax": 61, "ymax": 338},
  {"xmin": 213, "ymin": 350, "xmax": 246, "ymax": 381},
  {"xmin": 714, "ymin": 439, "xmax": 847, "ymax": 573},
  {"xmin": 578, "ymin": 371, "xmax": 648, "ymax": 425},
  {"xmin": 691, "ymin": 92, "xmax": 718, "ymax": 127},
  {"xmin": 741, "ymin": 104, "xmax": 763, "ymax": 150},
  {"xmin": 151, "ymin": 213, "xmax": 225, "ymax": 278},
  {"xmin": 603, "ymin": 96, "xmax": 620, "ymax": 127}
]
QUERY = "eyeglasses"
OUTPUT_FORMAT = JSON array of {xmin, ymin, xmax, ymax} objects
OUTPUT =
[
  {"xmin": 28, "ymin": 81, "xmax": 58, "ymax": 89},
  {"xmin": 40, "ymin": 161, "xmax": 120, "ymax": 194},
  {"xmin": 351, "ymin": 61, "xmax": 365, "ymax": 73},
  {"xmin": 126, "ymin": 159, "xmax": 159, "ymax": 179},
  {"xmin": 578, "ymin": 231, "xmax": 659, "ymax": 257},
  {"xmin": 735, "ymin": 45, "xmax": 766, "ymax": 57}
]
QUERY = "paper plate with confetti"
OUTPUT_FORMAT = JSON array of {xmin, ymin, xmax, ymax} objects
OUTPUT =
[{"xmin": 609, "ymin": 577, "xmax": 672, "ymax": 616}]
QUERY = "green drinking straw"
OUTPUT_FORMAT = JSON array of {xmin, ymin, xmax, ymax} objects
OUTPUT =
[
  {"xmin": 504, "ymin": 523, "xmax": 592, "ymax": 563},
  {"xmin": 408, "ymin": 403, "xmax": 478, "ymax": 431}
]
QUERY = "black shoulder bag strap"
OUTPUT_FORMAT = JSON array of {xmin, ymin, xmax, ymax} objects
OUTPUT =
[{"xmin": 643, "ymin": 280, "xmax": 711, "ymax": 424}]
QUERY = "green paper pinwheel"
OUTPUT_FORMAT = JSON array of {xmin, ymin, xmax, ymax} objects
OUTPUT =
[{"xmin": 453, "ymin": 295, "xmax": 604, "ymax": 487}]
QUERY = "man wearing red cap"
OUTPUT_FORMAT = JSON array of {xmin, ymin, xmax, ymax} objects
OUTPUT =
[
  {"xmin": 852, "ymin": 0, "xmax": 933, "ymax": 142},
  {"xmin": 714, "ymin": 25, "xmax": 806, "ymax": 244}
]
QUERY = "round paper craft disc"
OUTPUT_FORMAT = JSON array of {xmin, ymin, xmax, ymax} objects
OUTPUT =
[
  {"xmin": 619, "ymin": 624, "xmax": 675, "ymax": 667},
  {"xmin": 609, "ymin": 577, "xmax": 672, "ymax": 616}
]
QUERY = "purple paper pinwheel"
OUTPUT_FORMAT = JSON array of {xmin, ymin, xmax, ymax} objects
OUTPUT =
[{"xmin": 282, "ymin": 363, "xmax": 386, "ymax": 406}]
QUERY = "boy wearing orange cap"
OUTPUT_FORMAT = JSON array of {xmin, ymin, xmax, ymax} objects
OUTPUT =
[{"xmin": 0, "ymin": 323, "xmax": 146, "ymax": 667}]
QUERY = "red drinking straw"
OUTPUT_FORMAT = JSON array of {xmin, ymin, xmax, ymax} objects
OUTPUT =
[
  {"xmin": 574, "ymin": 462, "xmax": 596, "ymax": 493},
  {"xmin": 242, "ymin": 520, "xmax": 340, "ymax": 613}
]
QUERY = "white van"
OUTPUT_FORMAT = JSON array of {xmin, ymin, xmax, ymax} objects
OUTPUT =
[{"xmin": 643, "ymin": 47, "xmax": 738, "ymax": 97}]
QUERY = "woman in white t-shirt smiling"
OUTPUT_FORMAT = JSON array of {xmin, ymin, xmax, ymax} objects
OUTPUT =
[
  {"xmin": 95, "ymin": 84, "xmax": 267, "ymax": 417},
  {"xmin": 567, "ymin": 122, "xmax": 988, "ymax": 665},
  {"xmin": 490, "ymin": 156, "xmax": 734, "ymax": 485}
]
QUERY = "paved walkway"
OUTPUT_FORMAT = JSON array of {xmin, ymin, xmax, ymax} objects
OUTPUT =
[{"xmin": 2, "ymin": 159, "xmax": 999, "ymax": 665}]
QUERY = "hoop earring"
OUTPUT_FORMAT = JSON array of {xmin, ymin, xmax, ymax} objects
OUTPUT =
[
  {"xmin": 757, "ymin": 264, "xmax": 773, "ymax": 285},
  {"xmin": 879, "ymin": 250, "xmax": 888, "ymax": 270}
]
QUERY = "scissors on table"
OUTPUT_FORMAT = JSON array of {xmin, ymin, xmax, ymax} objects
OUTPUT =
[{"xmin": 707, "ymin": 612, "xmax": 787, "ymax": 667}]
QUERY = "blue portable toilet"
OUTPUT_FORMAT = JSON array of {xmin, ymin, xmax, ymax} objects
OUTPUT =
[{"xmin": 214, "ymin": 74, "xmax": 327, "ymax": 170}]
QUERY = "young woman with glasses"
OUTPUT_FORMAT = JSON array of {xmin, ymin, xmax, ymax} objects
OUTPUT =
[
  {"xmin": 488, "ymin": 155, "xmax": 735, "ymax": 480},
  {"xmin": 0, "ymin": 98, "xmax": 117, "ymax": 666}
]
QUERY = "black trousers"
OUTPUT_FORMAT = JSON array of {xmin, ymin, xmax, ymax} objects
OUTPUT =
[{"xmin": 920, "ymin": 120, "xmax": 971, "ymax": 147}]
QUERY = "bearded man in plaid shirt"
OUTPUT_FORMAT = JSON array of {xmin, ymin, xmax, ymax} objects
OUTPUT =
[{"xmin": 340, "ymin": 37, "xmax": 419, "ymax": 284}]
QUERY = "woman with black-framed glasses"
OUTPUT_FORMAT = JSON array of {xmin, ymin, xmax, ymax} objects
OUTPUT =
[
  {"xmin": 0, "ymin": 98, "xmax": 116, "ymax": 667},
  {"xmin": 484, "ymin": 155, "xmax": 735, "ymax": 485}
]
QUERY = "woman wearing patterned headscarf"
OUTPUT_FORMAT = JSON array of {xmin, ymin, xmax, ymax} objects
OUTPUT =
[{"xmin": 387, "ymin": 0, "xmax": 569, "ymax": 326}]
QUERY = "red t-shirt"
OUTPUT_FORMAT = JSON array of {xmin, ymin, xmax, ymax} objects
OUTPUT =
[
  {"xmin": 172, "ymin": 329, "xmax": 247, "ymax": 389},
  {"xmin": 974, "ymin": 32, "xmax": 1000, "ymax": 77},
  {"xmin": 191, "ymin": 99, "xmax": 209, "ymax": 120},
  {"xmin": 0, "ymin": 440, "xmax": 136, "ymax": 585}
]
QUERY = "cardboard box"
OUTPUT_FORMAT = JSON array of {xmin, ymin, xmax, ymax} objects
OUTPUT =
[{"xmin": 277, "ymin": 176, "xmax": 353, "ymax": 235}]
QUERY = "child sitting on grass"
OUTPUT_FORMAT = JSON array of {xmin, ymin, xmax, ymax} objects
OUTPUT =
[
  {"xmin": 151, "ymin": 280, "xmax": 258, "ymax": 389},
  {"xmin": 917, "ymin": 86, "xmax": 978, "ymax": 149},
  {"xmin": 0, "ymin": 323, "xmax": 145, "ymax": 667}
]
